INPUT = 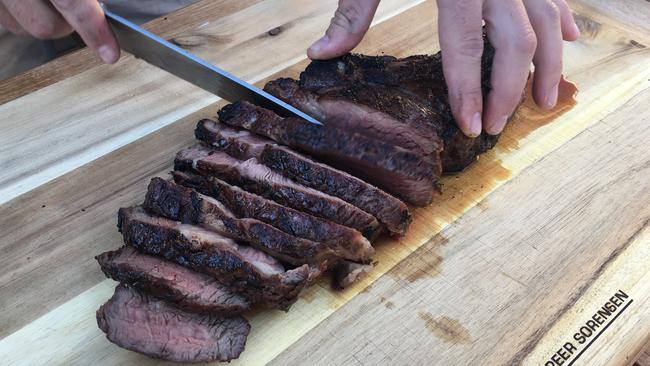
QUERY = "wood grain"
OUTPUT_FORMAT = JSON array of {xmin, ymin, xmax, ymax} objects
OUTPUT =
[
  {"xmin": 573, "ymin": 0, "xmax": 650, "ymax": 37},
  {"xmin": 0, "ymin": 0, "xmax": 649, "ymax": 365},
  {"xmin": 636, "ymin": 344, "xmax": 650, "ymax": 366},
  {"xmin": 0, "ymin": 0, "xmax": 262, "ymax": 104}
]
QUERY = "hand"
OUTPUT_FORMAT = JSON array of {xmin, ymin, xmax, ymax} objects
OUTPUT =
[
  {"xmin": 308, "ymin": 0, "xmax": 580, "ymax": 137},
  {"xmin": 0, "ymin": 0, "xmax": 120, "ymax": 64}
]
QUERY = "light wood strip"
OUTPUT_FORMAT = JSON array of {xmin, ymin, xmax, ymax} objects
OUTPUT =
[
  {"xmin": 527, "ymin": 226, "xmax": 650, "ymax": 365},
  {"xmin": 571, "ymin": 0, "xmax": 650, "ymax": 38}
]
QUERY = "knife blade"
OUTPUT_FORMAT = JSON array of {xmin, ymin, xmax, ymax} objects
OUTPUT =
[{"xmin": 104, "ymin": 8, "xmax": 321, "ymax": 125}]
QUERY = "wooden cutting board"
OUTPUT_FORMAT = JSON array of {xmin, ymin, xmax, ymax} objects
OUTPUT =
[{"xmin": 0, "ymin": 0, "xmax": 648, "ymax": 365}]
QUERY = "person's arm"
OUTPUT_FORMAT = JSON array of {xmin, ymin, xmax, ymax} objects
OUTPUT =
[
  {"xmin": 0, "ymin": 0, "xmax": 119, "ymax": 63},
  {"xmin": 308, "ymin": 0, "xmax": 580, "ymax": 137}
]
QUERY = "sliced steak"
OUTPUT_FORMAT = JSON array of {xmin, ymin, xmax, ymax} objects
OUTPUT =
[
  {"xmin": 195, "ymin": 119, "xmax": 411, "ymax": 235},
  {"xmin": 265, "ymin": 78, "xmax": 443, "ymax": 167},
  {"xmin": 143, "ymin": 178, "xmax": 374, "ymax": 266},
  {"xmin": 261, "ymin": 144, "xmax": 411, "ymax": 236},
  {"xmin": 332, "ymin": 261, "xmax": 373, "ymax": 290},
  {"xmin": 174, "ymin": 144, "xmax": 382, "ymax": 236},
  {"xmin": 195, "ymin": 119, "xmax": 269, "ymax": 160},
  {"xmin": 96, "ymin": 246, "xmax": 249, "ymax": 314},
  {"xmin": 97, "ymin": 284, "xmax": 250, "ymax": 363},
  {"xmin": 118, "ymin": 206, "xmax": 309, "ymax": 310},
  {"xmin": 299, "ymin": 37, "xmax": 503, "ymax": 173},
  {"xmin": 217, "ymin": 100, "xmax": 438, "ymax": 206},
  {"xmin": 172, "ymin": 170, "xmax": 373, "ymax": 246}
]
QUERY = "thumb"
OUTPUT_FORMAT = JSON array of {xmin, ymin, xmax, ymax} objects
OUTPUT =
[{"xmin": 308, "ymin": 0, "xmax": 380, "ymax": 60}]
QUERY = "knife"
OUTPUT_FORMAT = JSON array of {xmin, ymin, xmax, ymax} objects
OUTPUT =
[{"xmin": 103, "ymin": 8, "xmax": 321, "ymax": 125}]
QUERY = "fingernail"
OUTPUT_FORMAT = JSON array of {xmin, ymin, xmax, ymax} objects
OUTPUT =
[
  {"xmin": 468, "ymin": 112, "xmax": 482, "ymax": 138},
  {"xmin": 487, "ymin": 115, "xmax": 509, "ymax": 135},
  {"xmin": 98, "ymin": 45, "xmax": 117, "ymax": 64},
  {"xmin": 545, "ymin": 83, "xmax": 559, "ymax": 109},
  {"xmin": 308, "ymin": 35, "xmax": 330, "ymax": 54},
  {"xmin": 572, "ymin": 22, "xmax": 581, "ymax": 38}
]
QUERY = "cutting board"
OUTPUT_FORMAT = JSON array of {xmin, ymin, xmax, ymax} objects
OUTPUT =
[{"xmin": 0, "ymin": 0, "xmax": 648, "ymax": 365}]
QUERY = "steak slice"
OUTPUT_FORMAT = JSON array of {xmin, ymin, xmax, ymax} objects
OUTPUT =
[
  {"xmin": 97, "ymin": 284, "xmax": 250, "ymax": 363},
  {"xmin": 217, "ymin": 101, "xmax": 438, "ymax": 206},
  {"xmin": 196, "ymin": 119, "xmax": 411, "ymax": 235},
  {"xmin": 143, "ymin": 177, "xmax": 374, "ymax": 265},
  {"xmin": 261, "ymin": 144, "xmax": 411, "ymax": 236},
  {"xmin": 299, "ymin": 37, "xmax": 502, "ymax": 173},
  {"xmin": 174, "ymin": 144, "xmax": 382, "ymax": 237},
  {"xmin": 195, "ymin": 119, "xmax": 269, "ymax": 160},
  {"xmin": 172, "ymin": 170, "xmax": 372, "ymax": 246},
  {"xmin": 96, "ymin": 246, "xmax": 249, "ymax": 314},
  {"xmin": 332, "ymin": 261, "xmax": 373, "ymax": 290},
  {"xmin": 118, "ymin": 206, "xmax": 309, "ymax": 310},
  {"xmin": 264, "ymin": 78, "xmax": 443, "ymax": 167}
]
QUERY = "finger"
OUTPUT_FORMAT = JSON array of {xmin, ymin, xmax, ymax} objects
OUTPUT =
[
  {"xmin": 50, "ymin": 0, "xmax": 120, "ymax": 63},
  {"xmin": 0, "ymin": 2, "xmax": 27, "ymax": 35},
  {"xmin": 525, "ymin": 0, "xmax": 563, "ymax": 110},
  {"xmin": 483, "ymin": 0, "xmax": 537, "ymax": 135},
  {"xmin": 3, "ymin": 0, "xmax": 72, "ymax": 39},
  {"xmin": 552, "ymin": 0, "xmax": 580, "ymax": 41},
  {"xmin": 437, "ymin": 0, "xmax": 484, "ymax": 137},
  {"xmin": 308, "ymin": 0, "xmax": 380, "ymax": 60}
]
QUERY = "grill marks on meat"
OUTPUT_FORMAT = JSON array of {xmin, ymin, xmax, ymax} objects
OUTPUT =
[
  {"xmin": 144, "ymin": 177, "xmax": 374, "ymax": 266},
  {"xmin": 265, "ymin": 78, "xmax": 443, "ymax": 168},
  {"xmin": 195, "ymin": 119, "xmax": 411, "ymax": 235},
  {"xmin": 298, "ymin": 39, "xmax": 502, "ymax": 173},
  {"xmin": 261, "ymin": 144, "xmax": 411, "ymax": 236},
  {"xmin": 96, "ymin": 247, "xmax": 249, "ymax": 314},
  {"xmin": 218, "ymin": 101, "xmax": 438, "ymax": 206},
  {"xmin": 175, "ymin": 144, "xmax": 383, "ymax": 236},
  {"xmin": 172, "ymin": 170, "xmax": 372, "ymax": 247},
  {"xmin": 97, "ymin": 284, "xmax": 250, "ymax": 363},
  {"xmin": 118, "ymin": 206, "xmax": 309, "ymax": 310}
]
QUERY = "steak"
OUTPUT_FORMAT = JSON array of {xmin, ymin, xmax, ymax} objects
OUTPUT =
[
  {"xmin": 174, "ymin": 144, "xmax": 382, "ymax": 236},
  {"xmin": 196, "ymin": 119, "xmax": 411, "ymax": 236},
  {"xmin": 172, "ymin": 170, "xmax": 372, "ymax": 246},
  {"xmin": 264, "ymin": 78, "xmax": 443, "ymax": 167},
  {"xmin": 297, "ymin": 37, "xmax": 502, "ymax": 173},
  {"xmin": 217, "ymin": 101, "xmax": 438, "ymax": 206},
  {"xmin": 94, "ymin": 37, "xmax": 525, "ymax": 362},
  {"xmin": 96, "ymin": 246, "xmax": 249, "ymax": 314},
  {"xmin": 143, "ymin": 177, "xmax": 374, "ymax": 266},
  {"xmin": 97, "ymin": 284, "xmax": 250, "ymax": 363},
  {"xmin": 118, "ymin": 206, "xmax": 309, "ymax": 309}
]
